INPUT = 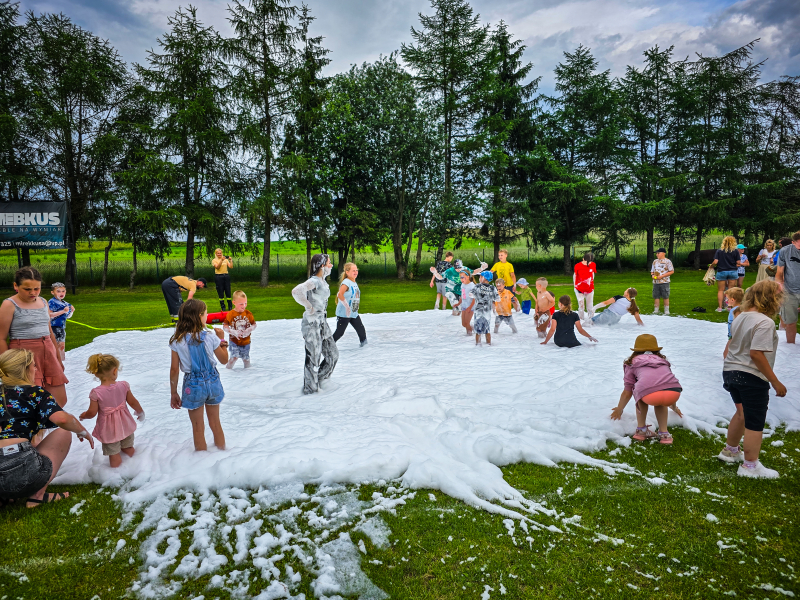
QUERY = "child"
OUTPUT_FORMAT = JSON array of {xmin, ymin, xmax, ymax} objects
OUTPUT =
[
  {"xmin": 494, "ymin": 279, "xmax": 520, "ymax": 334},
  {"xmin": 80, "ymin": 354, "xmax": 144, "ymax": 468},
  {"xmin": 723, "ymin": 287, "xmax": 744, "ymax": 358},
  {"xmin": 514, "ymin": 278, "xmax": 535, "ymax": 315},
  {"xmin": 573, "ymin": 252, "xmax": 597, "ymax": 321},
  {"xmin": 592, "ymin": 288, "xmax": 645, "ymax": 326},
  {"xmin": 650, "ymin": 248, "xmax": 674, "ymax": 315},
  {"xmin": 534, "ymin": 278, "xmax": 556, "ymax": 338},
  {"xmin": 430, "ymin": 252, "xmax": 454, "ymax": 310},
  {"xmin": 459, "ymin": 269, "xmax": 476, "ymax": 335},
  {"xmin": 491, "ymin": 249, "xmax": 516, "ymax": 293},
  {"xmin": 542, "ymin": 296, "xmax": 598, "ymax": 347},
  {"xmin": 610, "ymin": 334, "xmax": 683, "ymax": 444},
  {"xmin": 333, "ymin": 262, "xmax": 367, "ymax": 346},
  {"xmin": 169, "ymin": 299, "xmax": 229, "ymax": 452},
  {"xmin": 718, "ymin": 280, "xmax": 786, "ymax": 478},
  {"xmin": 48, "ymin": 282, "xmax": 74, "ymax": 360},
  {"xmin": 223, "ymin": 290, "xmax": 257, "ymax": 369},
  {"xmin": 471, "ymin": 271, "xmax": 499, "ymax": 346}
]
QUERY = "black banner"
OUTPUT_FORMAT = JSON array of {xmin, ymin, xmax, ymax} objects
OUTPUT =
[{"xmin": 0, "ymin": 202, "xmax": 67, "ymax": 248}]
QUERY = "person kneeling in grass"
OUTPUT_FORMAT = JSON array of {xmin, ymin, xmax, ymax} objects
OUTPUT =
[{"xmin": 718, "ymin": 280, "xmax": 787, "ymax": 478}]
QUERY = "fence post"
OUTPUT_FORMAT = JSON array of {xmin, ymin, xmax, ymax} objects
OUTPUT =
[
  {"xmin": 89, "ymin": 257, "xmax": 93, "ymax": 284},
  {"xmin": 384, "ymin": 252, "xmax": 387, "ymax": 275},
  {"xmin": 633, "ymin": 245, "xmax": 636, "ymax": 260},
  {"xmin": 277, "ymin": 254, "xmax": 280, "ymax": 276},
  {"xmin": 156, "ymin": 259, "xmax": 160, "ymax": 281},
  {"xmin": 482, "ymin": 249, "xmax": 485, "ymax": 261}
]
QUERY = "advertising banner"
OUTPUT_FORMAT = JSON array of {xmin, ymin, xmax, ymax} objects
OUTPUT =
[{"xmin": 0, "ymin": 202, "xmax": 67, "ymax": 248}]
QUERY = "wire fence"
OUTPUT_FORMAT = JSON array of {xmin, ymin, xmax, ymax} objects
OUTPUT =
[{"xmin": 0, "ymin": 239, "xmax": 726, "ymax": 289}]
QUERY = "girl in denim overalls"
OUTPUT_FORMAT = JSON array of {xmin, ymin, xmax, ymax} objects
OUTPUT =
[{"xmin": 169, "ymin": 300, "xmax": 229, "ymax": 451}]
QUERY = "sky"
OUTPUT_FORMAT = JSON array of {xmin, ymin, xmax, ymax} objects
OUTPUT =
[{"xmin": 19, "ymin": 0, "xmax": 800, "ymax": 94}]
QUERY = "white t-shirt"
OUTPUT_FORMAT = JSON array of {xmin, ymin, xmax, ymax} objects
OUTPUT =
[
  {"xmin": 757, "ymin": 249, "xmax": 776, "ymax": 265},
  {"xmin": 460, "ymin": 282, "xmax": 475, "ymax": 310},
  {"xmin": 169, "ymin": 331, "xmax": 221, "ymax": 373},
  {"xmin": 723, "ymin": 311, "xmax": 778, "ymax": 380},
  {"xmin": 608, "ymin": 295, "xmax": 632, "ymax": 316}
]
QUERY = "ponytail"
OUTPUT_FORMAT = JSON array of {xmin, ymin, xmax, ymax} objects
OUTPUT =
[
  {"xmin": 626, "ymin": 288, "xmax": 640, "ymax": 315},
  {"xmin": 339, "ymin": 262, "xmax": 356, "ymax": 284}
]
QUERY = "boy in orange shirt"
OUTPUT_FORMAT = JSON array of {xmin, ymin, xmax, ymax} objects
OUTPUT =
[
  {"xmin": 494, "ymin": 279, "xmax": 520, "ymax": 334},
  {"xmin": 223, "ymin": 290, "xmax": 257, "ymax": 369}
]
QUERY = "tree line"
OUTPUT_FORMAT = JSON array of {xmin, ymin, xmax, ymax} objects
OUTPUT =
[{"xmin": 0, "ymin": 0, "xmax": 798, "ymax": 287}]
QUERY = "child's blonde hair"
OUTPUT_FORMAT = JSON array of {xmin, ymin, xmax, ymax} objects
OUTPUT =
[
  {"xmin": 499, "ymin": 249, "xmax": 508, "ymax": 255},
  {"xmin": 339, "ymin": 262, "xmax": 356, "ymax": 284},
  {"xmin": 536, "ymin": 277, "xmax": 548, "ymax": 286},
  {"xmin": 170, "ymin": 299, "xmax": 208, "ymax": 344},
  {"xmin": 724, "ymin": 287, "xmax": 744, "ymax": 304},
  {"xmin": 741, "ymin": 280, "xmax": 783, "ymax": 317},
  {"xmin": 496, "ymin": 278, "xmax": 505, "ymax": 286},
  {"xmin": 0, "ymin": 349, "xmax": 34, "ymax": 387},
  {"xmin": 558, "ymin": 295, "xmax": 572, "ymax": 314},
  {"xmin": 232, "ymin": 290, "xmax": 246, "ymax": 301},
  {"xmin": 86, "ymin": 354, "xmax": 120, "ymax": 377}
]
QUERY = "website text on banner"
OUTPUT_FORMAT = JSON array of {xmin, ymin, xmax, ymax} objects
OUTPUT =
[{"xmin": 0, "ymin": 202, "xmax": 66, "ymax": 248}]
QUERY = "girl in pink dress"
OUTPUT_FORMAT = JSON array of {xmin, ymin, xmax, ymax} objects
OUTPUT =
[{"xmin": 79, "ymin": 354, "xmax": 144, "ymax": 468}]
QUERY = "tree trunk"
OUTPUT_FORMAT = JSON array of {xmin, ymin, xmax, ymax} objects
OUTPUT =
[
  {"xmin": 436, "ymin": 237, "xmax": 445, "ymax": 262},
  {"xmin": 563, "ymin": 244, "xmax": 572, "ymax": 276},
  {"xmin": 492, "ymin": 191, "xmax": 501, "ymax": 264},
  {"xmin": 646, "ymin": 227, "xmax": 654, "ymax": 266},
  {"xmin": 306, "ymin": 225, "xmax": 312, "ymax": 278},
  {"xmin": 185, "ymin": 220, "xmax": 195, "ymax": 278},
  {"xmin": 129, "ymin": 241, "xmax": 137, "ymax": 291},
  {"xmin": 693, "ymin": 226, "xmax": 703, "ymax": 270},
  {"xmin": 667, "ymin": 224, "xmax": 675, "ymax": 260},
  {"xmin": 260, "ymin": 211, "xmax": 271, "ymax": 287},
  {"xmin": 414, "ymin": 202, "xmax": 428, "ymax": 269},
  {"xmin": 615, "ymin": 237, "xmax": 622, "ymax": 273},
  {"xmin": 101, "ymin": 236, "xmax": 112, "ymax": 291},
  {"xmin": 20, "ymin": 248, "xmax": 30, "ymax": 267}
]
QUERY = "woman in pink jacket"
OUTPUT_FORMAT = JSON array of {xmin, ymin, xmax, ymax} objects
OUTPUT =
[{"xmin": 610, "ymin": 334, "xmax": 683, "ymax": 444}]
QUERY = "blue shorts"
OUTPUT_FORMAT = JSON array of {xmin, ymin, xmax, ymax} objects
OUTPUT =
[
  {"xmin": 229, "ymin": 343, "xmax": 251, "ymax": 360},
  {"xmin": 181, "ymin": 371, "xmax": 224, "ymax": 410},
  {"xmin": 521, "ymin": 300, "xmax": 531, "ymax": 314},
  {"xmin": 716, "ymin": 270, "xmax": 739, "ymax": 281}
]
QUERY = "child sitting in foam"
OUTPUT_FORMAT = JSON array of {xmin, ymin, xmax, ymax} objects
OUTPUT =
[
  {"xmin": 610, "ymin": 334, "xmax": 683, "ymax": 445},
  {"xmin": 493, "ymin": 278, "xmax": 520, "ymax": 334}
]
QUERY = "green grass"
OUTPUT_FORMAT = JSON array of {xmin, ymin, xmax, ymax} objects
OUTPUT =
[{"xmin": 2, "ymin": 268, "xmax": 795, "ymax": 599}]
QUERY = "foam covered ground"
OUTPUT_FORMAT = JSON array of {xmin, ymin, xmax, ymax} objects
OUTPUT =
[{"xmin": 56, "ymin": 309, "xmax": 800, "ymax": 510}]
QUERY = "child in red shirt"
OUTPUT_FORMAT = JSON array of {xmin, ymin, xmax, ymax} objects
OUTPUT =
[{"xmin": 573, "ymin": 252, "xmax": 597, "ymax": 322}]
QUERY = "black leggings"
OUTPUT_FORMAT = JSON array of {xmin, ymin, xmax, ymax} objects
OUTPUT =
[
  {"xmin": 215, "ymin": 274, "xmax": 232, "ymax": 310},
  {"xmin": 333, "ymin": 315, "xmax": 366, "ymax": 343}
]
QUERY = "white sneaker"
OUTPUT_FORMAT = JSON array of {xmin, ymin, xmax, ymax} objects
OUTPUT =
[
  {"xmin": 434, "ymin": 299, "xmax": 440, "ymax": 310},
  {"xmin": 717, "ymin": 448, "xmax": 743, "ymax": 463},
  {"xmin": 653, "ymin": 307, "xmax": 660, "ymax": 314},
  {"xmin": 715, "ymin": 307, "xmax": 724, "ymax": 313},
  {"xmin": 737, "ymin": 462, "xmax": 779, "ymax": 479},
  {"xmin": 664, "ymin": 308, "xmax": 670, "ymax": 315}
]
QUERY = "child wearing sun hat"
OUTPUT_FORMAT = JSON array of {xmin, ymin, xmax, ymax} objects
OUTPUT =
[{"xmin": 610, "ymin": 334, "xmax": 683, "ymax": 444}]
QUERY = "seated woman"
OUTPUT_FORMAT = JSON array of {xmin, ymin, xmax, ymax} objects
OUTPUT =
[
  {"xmin": 541, "ymin": 295, "xmax": 598, "ymax": 347},
  {"xmin": 591, "ymin": 287, "xmax": 645, "ymax": 326},
  {"xmin": 0, "ymin": 349, "xmax": 93, "ymax": 508}
]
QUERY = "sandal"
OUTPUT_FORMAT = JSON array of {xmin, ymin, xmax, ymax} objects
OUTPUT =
[
  {"xmin": 632, "ymin": 425, "xmax": 657, "ymax": 441},
  {"xmin": 27, "ymin": 492, "xmax": 69, "ymax": 507},
  {"xmin": 658, "ymin": 432, "xmax": 673, "ymax": 445}
]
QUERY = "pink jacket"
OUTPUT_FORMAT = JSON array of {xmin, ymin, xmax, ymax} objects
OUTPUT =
[{"xmin": 623, "ymin": 354, "xmax": 681, "ymax": 401}]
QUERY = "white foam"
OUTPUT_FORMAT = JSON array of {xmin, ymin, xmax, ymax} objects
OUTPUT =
[{"xmin": 55, "ymin": 310, "xmax": 800, "ymax": 513}]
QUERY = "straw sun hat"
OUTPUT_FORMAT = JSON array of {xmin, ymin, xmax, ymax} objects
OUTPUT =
[{"xmin": 631, "ymin": 334, "xmax": 662, "ymax": 352}]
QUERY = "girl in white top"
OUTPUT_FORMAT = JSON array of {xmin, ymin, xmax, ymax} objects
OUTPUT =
[
  {"xmin": 332, "ymin": 262, "xmax": 366, "ymax": 346},
  {"xmin": 755, "ymin": 240, "xmax": 777, "ymax": 283}
]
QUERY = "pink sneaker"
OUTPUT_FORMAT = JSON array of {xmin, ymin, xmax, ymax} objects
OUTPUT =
[
  {"xmin": 658, "ymin": 431, "xmax": 673, "ymax": 445},
  {"xmin": 632, "ymin": 425, "xmax": 656, "ymax": 441}
]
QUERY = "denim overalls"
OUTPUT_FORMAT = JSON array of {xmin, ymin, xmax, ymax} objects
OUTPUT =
[{"xmin": 181, "ymin": 332, "xmax": 225, "ymax": 410}]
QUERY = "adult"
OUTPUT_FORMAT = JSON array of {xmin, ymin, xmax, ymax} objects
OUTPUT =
[
  {"xmin": 0, "ymin": 267, "xmax": 69, "ymax": 407},
  {"xmin": 161, "ymin": 275, "xmax": 207, "ymax": 320},
  {"xmin": 650, "ymin": 247, "xmax": 674, "ymax": 315},
  {"xmin": 211, "ymin": 248, "xmax": 233, "ymax": 311},
  {"xmin": 291, "ymin": 254, "xmax": 339, "ymax": 394},
  {"xmin": 0, "ymin": 349, "xmax": 93, "ymax": 508},
  {"xmin": 736, "ymin": 244, "xmax": 750, "ymax": 288},
  {"xmin": 430, "ymin": 252, "xmax": 454, "ymax": 310},
  {"xmin": 755, "ymin": 240, "xmax": 777, "ymax": 283},
  {"xmin": 775, "ymin": 231, "xmax": 800, "ymax": 344},
  {"xmin": 710, "ymin": 236, "xmax": 740, "ymax": 312},
  {"xmin": 333, "ymin": 262, "xmax": 367, "ymax": 346},
  {"xmin": 573, "ymin": 251, "xmax": 597, "ymax": 322}
]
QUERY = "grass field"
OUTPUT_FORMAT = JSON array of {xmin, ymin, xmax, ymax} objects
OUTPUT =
[{"xmin": 1, "ymin": 269, "xmax": 797, "ymax": 599}]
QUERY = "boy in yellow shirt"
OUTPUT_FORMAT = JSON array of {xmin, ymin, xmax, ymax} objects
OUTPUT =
[
  {"xmin": 494, "ymin": 279, "xmax": 520, "ymax": 334},
  {"xmin": 491, "ymin": 249, "xmax": 516, "ymax": 293}
]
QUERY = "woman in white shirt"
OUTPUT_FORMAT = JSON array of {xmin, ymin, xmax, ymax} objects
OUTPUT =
[{"xmin": 755, "ymin": 240, "xmax": 777, "ymax": 283}]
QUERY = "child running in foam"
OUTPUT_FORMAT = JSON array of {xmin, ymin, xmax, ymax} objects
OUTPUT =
[
  {"xmin": 430, "ymin": 259, "xmax": 463, "ymax": 316},
  {"xmin": 459, "ymin": 269, "xmax": 476, "ymax": 335},
  {"xmin": 534, "ymin": 278, "xmax": 556, "ymax": 338},
  {"xmin": 494, "ymin": 279, "xmax": 520, "ymax": 334},
  {"xmin": 471, "ymin": 271, "xmax": 499, "ymax": 346},
  {"xmin": 169, "ymin": 299, "xmax": 229, "ymax": 452},
  {"xmin": 80, "ymin": 354, "xmax": 144, "ymax": 468},
  {"xmin": 723, "ymin": 287, "xmax": 744, "ymax": 359},
  {"xmin": 610, "ymin": 334, "xmax": 683, "ymax": 444},
  {"xmin": 541, "ymin": 295, "xmax": 598, "ymax": 347},
  {"xmin": 592, "ymin": 288, "xmax": 645, "ymax": 326},
  {"xmin": 223, "ymin": 290, "xmax": 257, "ymax": 369},
  {"xmin": 514, "ymin": 278, "xmax": 535, "ymax": 315}
]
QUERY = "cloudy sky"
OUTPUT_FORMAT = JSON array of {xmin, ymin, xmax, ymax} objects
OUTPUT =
[{"xmin": 19, "ymin": 0, "xmax": 800, "ymax": 93}]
